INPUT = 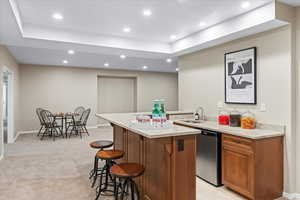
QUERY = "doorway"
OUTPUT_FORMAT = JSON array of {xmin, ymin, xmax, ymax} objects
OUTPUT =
[
  {"xmin": 2, "ymin": 67, "xmax": 13, "ymax": 153},
  {"xmin": 3, "ymin": 71, "xmax": 8, "ymax": 144},
  {"xmin": 97, "ymin": 76, "xmax": 137, "ymax": 124}
]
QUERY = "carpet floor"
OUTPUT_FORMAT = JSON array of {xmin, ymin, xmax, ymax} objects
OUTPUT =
[{"xmin": 0, "ymin": 127, "xmax": 287, "ymax": 200}]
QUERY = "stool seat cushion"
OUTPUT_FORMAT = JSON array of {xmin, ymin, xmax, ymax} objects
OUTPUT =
[
  {"xmin": 90, "ymin": 140, "xmax": 113, "ymax": 149},
  {"xmin": 110, "ymin": 163, "xmax": 145, "ymax": 178},
  {"xmin": 96, "ymin": 149, "xmax": 124, "ymax": 160}
]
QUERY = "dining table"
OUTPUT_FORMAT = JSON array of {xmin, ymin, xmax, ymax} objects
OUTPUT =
[{"xmin": 52, "ymin": 112, "xmax": 80, "ymax": 137}]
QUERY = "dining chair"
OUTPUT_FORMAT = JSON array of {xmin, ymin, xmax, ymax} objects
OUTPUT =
[
  {"xmin": 66, "ymin": 106, "xmax": 85, "ymax": 127},
  {"xmin": 80, "ymin": 108, "xmax": 91, "ymax": 135},
  {"xmin": 36, "ymin": 108, "xmax": 45, "ymax": 136},
  {"xmin": 40, "ymin": 110, "xmax": 64, "ymax": 141},
  {"xmin": 74, "ymin": 106, "xmax": 85, "ymax": 120},
  {"xmin": 68, "ymin": 108, "xmax": 91, "ymax": 138}
]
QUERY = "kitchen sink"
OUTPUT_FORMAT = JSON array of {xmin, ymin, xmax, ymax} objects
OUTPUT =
[{"xmin": 181, "ymin": 120, "xmax": 203, "ymax": 124}]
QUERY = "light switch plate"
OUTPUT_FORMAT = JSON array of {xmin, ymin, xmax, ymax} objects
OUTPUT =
[{"xmin": 260, "ymin": 103, "xmax": 267, "ymax": 112}]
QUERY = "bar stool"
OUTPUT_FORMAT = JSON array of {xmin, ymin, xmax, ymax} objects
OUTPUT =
[
  {"xmin": 95, "ymin": 149, "xmax": 125, "ymax": 200},
  {"xmin": 111, "ymin": 163, "xmax": 145, "ymax": 200},
  {"xmin": 89, "ymin": 140, "xmax": 114, "ymax": 188}
]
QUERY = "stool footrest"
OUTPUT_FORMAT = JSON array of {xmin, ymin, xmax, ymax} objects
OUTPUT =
[{"xmin": 114, "ymin": 177, "xmax": 140, "ymax": 200}]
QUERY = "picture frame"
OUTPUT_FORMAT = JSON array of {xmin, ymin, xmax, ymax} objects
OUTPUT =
[{"xmin": 224, "ymin": 47, "xmax": 257, "ymax": 104}]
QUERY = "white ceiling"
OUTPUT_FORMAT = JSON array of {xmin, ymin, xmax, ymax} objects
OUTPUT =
[
  {"xmin": 15, "ymin": 0, "xmax": 271, "ymax": 43},
  {"xmin": 0, "ymin": 0, "xmax": 297, "ymax": 72}
]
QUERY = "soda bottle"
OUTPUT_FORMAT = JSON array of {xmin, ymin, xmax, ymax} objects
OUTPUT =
[{"xmin": 160, "ymin": 99, "xmax": 167, "ymax": 124}]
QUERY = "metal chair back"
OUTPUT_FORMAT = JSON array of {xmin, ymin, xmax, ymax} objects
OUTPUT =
[
  {"xmin": 40, "ymin": 110, "xmax": 54, "ymax": 127},
  {"xmin": 74, "ymin": 106, "xmax": 85, "ymax": 121},
  {"xmin": 36, "ymin": 108, "xmax": 44, "ymax": 125},
  {"xmin": 81, "ymin": 108, "xmax": 91, "ymax": 125}
]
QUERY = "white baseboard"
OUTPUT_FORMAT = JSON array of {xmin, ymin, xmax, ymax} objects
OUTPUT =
[
  {"xmin": 17, "ymin": 130, "xmax": 37, "ymax": 134},
  {"xmin": 283, "ymin": 192, "xmax": 300, "ymax": 199},
  {"xmin": 14, "ymin": 130, "xmax": 37, "ymax": 142},
  {"xmin": 15, "ymin": 125, "xmax": 110, "ymax": 141},
  {"xmin": 97, "ymin": 123, "xmax": 111, "ymax": 127},
  {"xmin": 14, "ymin": 131, "xmax": 21, "ymax": 142},
  {"xmin": 15, "ymin": 130, "xmax": 36, "ymax": 142}
]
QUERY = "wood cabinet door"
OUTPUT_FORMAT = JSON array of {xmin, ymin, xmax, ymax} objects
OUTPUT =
[
  {"xmin": 127, "ymin": 130, "xmax": 142, "ymax": 163},
  {"xmin": 113, "ymin": 125, "xmax": 127, "ymax": 163},
  {"xmin": 127, "ymin": 131, "xmax": 144, "ymax": 194},
  {"xmin": 172, "ymin": 136, "xmax": 196, "ymax": 200},
  {"xmin": 222, "ymin": 145, "xmax": 254, "ymax": 199},
  {"xmin": 143, "ymin": 138, "xmax": 172, "ymax": 200}
]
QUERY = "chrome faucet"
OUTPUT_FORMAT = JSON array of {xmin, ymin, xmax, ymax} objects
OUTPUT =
[{"xmin": 194, "ymin": 106, "xmax": 205, "ymax": 121}]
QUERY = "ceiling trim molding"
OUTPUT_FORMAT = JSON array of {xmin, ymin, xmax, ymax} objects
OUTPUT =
[
  {"xmin": 172, "ymin": 1, "xmax": 289, "ymax": 55},
  {"xmin": 7, "ymin": 0, "xmax": 291, "ymax": 58},
  {"xmin": 22, "ymin": 24, "xmax": 172, "ymax": 54},
  {"xmin": 8, "ymin": 0, "xmax": 24, "ymax": 35}
]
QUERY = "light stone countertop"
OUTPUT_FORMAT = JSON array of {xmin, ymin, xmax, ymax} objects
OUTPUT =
[
  {"xmin": 165, "ymin": 110, "xmax": 194, "ymax": 115},
  {"xmin": 96, "ymin": 112, "xmax": 285, "ymax": 140},
  {"xmin": 96, "ymin": 112, "xmax": 201, "ymax": 139},
  {"xmin": 129, "ymin": 111, "xmax": 194, "ymax": 116},
  {"xmin": 174, "ymin": 120, "xmax": 285, "ymax": 140}
]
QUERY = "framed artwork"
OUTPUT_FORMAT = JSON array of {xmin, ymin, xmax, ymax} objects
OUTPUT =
[{"xmin": 224, "ymin": 47, "xmax": 257, "ymax": 104}]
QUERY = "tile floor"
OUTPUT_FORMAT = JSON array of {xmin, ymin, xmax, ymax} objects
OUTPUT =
[{"xmin": 0, "ymin": 127, "xmax": 287, "ymax": 200}]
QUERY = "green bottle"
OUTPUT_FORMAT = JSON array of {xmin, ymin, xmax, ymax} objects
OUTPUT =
[
  {"xmin": 160, "ymin": 99, "xmax": 167, "ymax": 122},
  {"xmin": 152, "ymin": 100, "xmax": 161, "ymax": 121}
]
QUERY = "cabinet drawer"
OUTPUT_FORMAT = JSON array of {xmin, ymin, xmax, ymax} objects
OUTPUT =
[{"xmin": 222, "ymin": 134, "xmax": 254, "ymax": 152}]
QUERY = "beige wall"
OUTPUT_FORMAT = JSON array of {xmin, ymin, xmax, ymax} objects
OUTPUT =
[
  {"xmin": 98, "ymin": 76, "xmax": 137, "ymax": 114},
  {"xmin": 19, "ymin": 64, "xmax": 178, "ymax": 131},
  {"xmin": 178, "ymin": 26, "xmax": 295, "ymax": 193},
  {"xmin": 296, "ymin": 6, "xmax": 300, "ymax": 195},
  {"xmin": 0, "ymin": 45, "xmax": 20, "ymax": 158}
]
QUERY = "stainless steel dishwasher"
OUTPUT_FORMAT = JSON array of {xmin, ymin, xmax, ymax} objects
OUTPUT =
[{"xmin": 196, "ymin": 129, "xmax": 222, "ymax": 187}]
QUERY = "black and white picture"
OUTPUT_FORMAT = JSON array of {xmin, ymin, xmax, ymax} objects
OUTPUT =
[{"xmin": 225, "ymin": 47, "xmax": 257, "ymax": 104}]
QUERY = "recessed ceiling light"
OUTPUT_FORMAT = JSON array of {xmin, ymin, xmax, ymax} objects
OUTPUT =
[
  {"xmin": 170, "ymin": 35, "xmax": 177, "ymax": 40},
  {"xmin": 143, "ymin": 9, "xmax": 152, "ymax": 16},
  {"xmin": 241, "ymin": 1, "xmax": 250, "ymax": 8},
  {"xmin": 62, "ymin": 60, "xmax": 68, "ymax": 64},
  {"xmin": 123, "ymin": 27, "xmax": 131, "ymax": 33},
  {"xmin": 68, "ymin": 50, "xmax": 75, "ymax": 55},
  {"xmin": 166, "ymin": 58, "xmax": 172, "ymax": 63},
  {"xmin": 199, "ymin": 22, "xmax": 206, "ymax": 27},
  {"xmin": 120, "ymin": 54, "xmax": 126, "ymax": 59},
  {"xmin": 176, "ymin": 68, "xmax": 179, "ymax": 72},
  {"xmin": 104, "ymin": 62, "xmax": 109, "ymax": 67},
  {"xmin": 143, "ymin": 66, "xmax": 148, "ymax": 69},
  {"xmin": 52, "ymin": 13, "xmax": 63, "ymax": 20}
]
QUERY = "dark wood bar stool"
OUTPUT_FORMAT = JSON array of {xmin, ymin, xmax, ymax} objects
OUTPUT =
[
  {"xmin": 95, "ymin": 149, "xmax": 125, "ymax": 200},
  {"xmin": 110, "ymin": 163, "xmax": 145, "ymax": 200},
  {"xmin": 89, "ymin": 140, "xmax": 114, "ymax": 188}
]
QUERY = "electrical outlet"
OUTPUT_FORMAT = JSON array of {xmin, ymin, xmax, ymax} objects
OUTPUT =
[
  {"xmin": 260, "ymin": 103, "xmax": 267, "ymax": 112},
  {"xmin": 217, "ymin": 101, "xmax": 224, "ymax": 108}
]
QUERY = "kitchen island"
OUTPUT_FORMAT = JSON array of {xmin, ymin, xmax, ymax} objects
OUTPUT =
[
  {"xmin": 97, "ymin": 112, "xmax": 285, "ymax": 200},
  {"xmin": 96, "ymin": 112, "xmax": 201, "ymax": 200}
]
